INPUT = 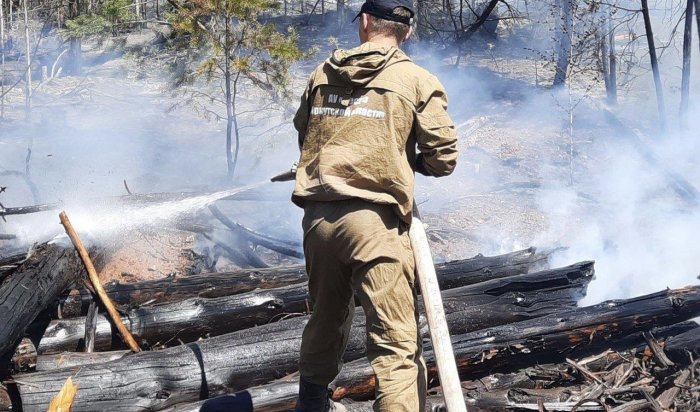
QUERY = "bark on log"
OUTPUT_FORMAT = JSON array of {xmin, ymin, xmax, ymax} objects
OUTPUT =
[
  {"xmin": 330, "ymin": 286, "xmax": 700, "ymax": 401},
  {"xmin": 179, "ymin": 322, "xmax": 700, "ymax": 412},
  {"xmin": 36, "ymin": 350, "xmax": 131, "ymax": 371},
  {"xmin": 68, "ymin": 247, "xmax": 551, "ymax": 310},
  {"xmin": 0, "ymin": 251, "xmax": 27, "ymax": 285},
  {"xmin": 0, "ymin": 243, "xmax": 82, "ymax": 365},
  {"xmin": 14, "ymin": 261, "xmax": 594, "ymax": 372},
  {"xmin": 0, "ymin": 202, "xmax": 62, "ymax": 217},
  {"xmin": 35, "ymin": 261, "xmax": 591, "ymax": 354},
  {"xmin": 663, "ymin": 326, "xmax": 700, "ymax": 363},
  {"xmin": 11, "ymin": 263, "xmax": 594, "ymax": 410}
]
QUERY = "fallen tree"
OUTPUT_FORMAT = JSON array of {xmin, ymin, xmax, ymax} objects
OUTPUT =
[
  {"xmin": 10, "ymin": 261, "xmax": 591, "ymax": 409},
  {"xmin": 14, "ymin": 261, "xmax": 593, "ymax": 371},
  {"xmin": 33, "ymin": 261, "xmax": 592, "ymax": 354},
  {"xmin": 16, "ymin": 282, "xmax": 700, "ymax": 410},
  {"xmin": 330, "ymin": 286, "xmax": 700, "ymax": 401},
  {"xmin": 168, "ymin": 323, "xmax": 700, "ymax": 412},
  {"xmin": 60, "ymin": 247, "xmax": 552, "ymax": 310},
  {"xmin": 0, "ymin": 243, "xmax": 83, "ymax": 366}
]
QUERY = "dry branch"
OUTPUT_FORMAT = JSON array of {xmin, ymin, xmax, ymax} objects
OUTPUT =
[{"xmin": 59, "ymin": 211, "xmax": 140, "ymax": 353}]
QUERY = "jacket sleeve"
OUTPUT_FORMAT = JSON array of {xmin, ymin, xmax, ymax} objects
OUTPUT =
[
  {"xmin": 414, "ymin": 75, "xmax": 458, "ymax": 177},
  {"xmin": 293, "ymin": 74, "xmax": 314, "ymax": 150}
]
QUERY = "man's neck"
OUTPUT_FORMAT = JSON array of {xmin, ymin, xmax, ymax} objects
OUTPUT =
[{"xmin": 364, "ymin": 35, "xmax": 400, "ymax": 49}]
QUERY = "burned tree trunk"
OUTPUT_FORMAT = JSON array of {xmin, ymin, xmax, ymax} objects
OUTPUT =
[
  {"xmin": 38, "ymin": 283, "xmax": 311, "ymax": 353},
  {"xmin": 59, "ymin": 247, "xmax": 550, "ymax": 311},
  {"xmin": 0, "ymin": 243, "xmax": 82, "ymax": 364},
  {"xmin": 330, "ymin": 286, "xmax": 700, "ymax": 402},
  {"xmin": 680, "ymin": 0, "xmax": 693, "ymax": 128},
  {"xmin": 663, "ymin": 326, "xmax": 700, "ymax": 363},
  {"xmin": 174, "ymin": 323, "xmax": 700, "ymax": 412},
  {"xmin": 34, "ymin": 261, "xmax": 591, "ymax": 354},
  {"xmin": 640, "ymin": 0, "xmax": 666, "ymax": 130},
  {"xmin": 16, "ymin": 261, "xmax": 593, "ymax": 371},
  {"xmin": 553, "ymin": 0, "xmax": 573, "ymax": 87},
  {"xmin": 10, "ymin": 263, "xmax": 601, "ymax": 410}
]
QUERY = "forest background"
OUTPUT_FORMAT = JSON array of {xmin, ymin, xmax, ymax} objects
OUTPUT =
[{"xmin": 0, "ymin": 0, "xmax": 699, "ymax": 304}]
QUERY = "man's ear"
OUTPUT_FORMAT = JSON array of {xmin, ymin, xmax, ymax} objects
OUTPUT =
[
  {"xmin": 404, "ymin": 26, "xmax": 414, "ymax": 42},
  {"xmin": 361, "ymin": 13, "xmax": 371, "ymax": 32}
]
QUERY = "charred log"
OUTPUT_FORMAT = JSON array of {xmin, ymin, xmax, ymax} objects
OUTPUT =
[
  {"xmin": 184, "ymin": 322, "xmax": 700, "ymax": 412},
  {"xmin": 36, "ymin": 350, "xmax": 131, "ymax": 371},
  {"xmin": 663, "ymin": 327, "xmax": 700, "ymax": 363},
  {"xmin": 0, "ymin": 202, "xmax": 61, "ymax": 217},
  {"xmin": 0, "ymin": 251, "xmax": 27, "ymax": 285},
  {"xmin": 11, "ymin": 262, "xmax": 596, "ymax": 410},
  {"xmin": 330, "ymin": 286, "xmax": 700, "ymax": 401},
  {"xmin": 0, "ymin": 244, "xmax": 83, "ymax": 366},
  {"xmin": 63, "ymin": 247, "xmax": 551, "ymax": 310},
  {"xmin": 34, "ymin": 261, "xmax": 592, "ymax": 354},
  {"xmin": 207, "ymin": 205, "xmax": 303, "ymax": 259}
]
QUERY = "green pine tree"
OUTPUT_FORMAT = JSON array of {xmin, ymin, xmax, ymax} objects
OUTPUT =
[{"xmin": 170, "ymin": 0, "xmax": 304, "ymax": 179}]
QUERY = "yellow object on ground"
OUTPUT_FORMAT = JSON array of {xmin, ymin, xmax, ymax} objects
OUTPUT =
[
  {"xmin": 299, "ymin": 199, "xmax": 427, "ymax": 412},
  {"xmin": 47, "ymin": 376, "xmax": 77, "ymax": 412}
]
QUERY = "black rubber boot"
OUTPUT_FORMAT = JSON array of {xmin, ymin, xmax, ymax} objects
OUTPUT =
[{"xmin": 294, "ymin": 378, "xmax": 330, "ymax": 412}]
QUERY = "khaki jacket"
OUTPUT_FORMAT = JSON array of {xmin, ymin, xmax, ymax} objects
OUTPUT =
[{"xmin": 292, "ymin": 42, "xmax": 458, "ymax": 223}]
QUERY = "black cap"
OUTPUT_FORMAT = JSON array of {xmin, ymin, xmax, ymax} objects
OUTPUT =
[{"xmin": 353, "ymin": 0, "xmax": 415, "ymax": 25}]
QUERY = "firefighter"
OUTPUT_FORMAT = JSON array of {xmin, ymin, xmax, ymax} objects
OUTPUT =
[{"xmin": 292, "ymin": 0, "xmax": 458, "ymax": 410}]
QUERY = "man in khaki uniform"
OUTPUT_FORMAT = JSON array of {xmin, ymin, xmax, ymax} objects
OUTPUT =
[{"xmin": 292, "ymin": 1, "xmax": 458, "ymax": 410}]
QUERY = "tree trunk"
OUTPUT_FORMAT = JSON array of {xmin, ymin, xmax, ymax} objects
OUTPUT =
[
  {"xmin": 1, "ymin": 0, "xmax": 6, "ymax": 119},
  {"xmin": 600, "ymin": 24, "xmax": 610, "ymax": 100},
  {"xmin": 336, "ymin": 0, "xmax": 344, "ymax": 28},
  {"xmin": 15, "ymin": 261, "xmax": 593, "ymax": 371},
  {"xmin": 607, "ymin": 3, "xmax": 617, "ymax": 105},
  {"xmin": 680, "ymin": 0, "xmax": 693, "ymax": 129},
  {"xmin": 61, "ymin": 247, "xmax": 551, "ymax": 310},
  {"xmin": 329, "ymin": 286, "xmax": 700, "ymax": 401},
  {"xmin": 553, "ymin": 0, "xmax": 572, "ymax": 87},
  {"xmin": 230, "ymin": 73, "xmax": 241, "ymax": 179},
  {"xmin": 22, "ymin": 0, "xmax": 31, "ymax": 119},
  {"xmin": 640, "ymin": 0, "xmax": 666, "ymax": 131},
  {"xmin": 0, "ymin": 244, "xmax": 83, "ymax": 365},
  {"xmin": 663, "ymin": 326, "xmax": 700, "ymax": 363},
  {"xmin": 35, "ymin": 350, "xmax": 131, "ymax": 370},
  {"xmin": 164, "ymin": 322, "xmax": 700, "ymax": 412},
  {"xmin": 34, "ymin": 260, "xmax": 589, "ymax": 354},
  {"xmin": 224, "ymin": 19, "xmax": 235, "ymax": 180},
  {"xmin": 8, "ymin": 264, "xmax": 605, "ymax": 410},
  {"xmin": 695, "ymin": 0, "xmax": 700, "ymax": 53},
  {"xmin": 464, "ymin": 0, "xmax": 499, "ymax": 40},
  {"xmin": 68, "ymin": 37, "xmax": 81, "ymax": 75}
]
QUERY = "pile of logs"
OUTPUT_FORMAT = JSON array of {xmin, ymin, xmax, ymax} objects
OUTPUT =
[{"xmin": 0, "ymin": 241, "xmax": 699, "ymax": 411}]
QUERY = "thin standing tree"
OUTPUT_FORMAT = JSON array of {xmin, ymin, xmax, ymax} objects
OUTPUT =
[
  {"xmin": 1, "ymin": 0, "xmax": 6, "ymax": 119},
  {"xmin": 680, "ymin": 0, "xmax": 693, "ymax": 129},
  {"xmin": 171, "ymin": 0, "xmax": 304, "ymax": 179},
  {"xmin": 640, "ymin": 0, "xmax": 665, "ymax": 131},
  {"xmin": 606, "ymin": 1, "xmax": 617, "ymax": 104},
  {"xmin": 553, "ymin": 0, "xmax": 573, "ymax": 87},
  {"xmin": 22, "ymin": 0, "xmax": 31, "ymax": 119},
  {"xmin": 695, "ymin": 0, "xmax": 700, "ymax": 52}
]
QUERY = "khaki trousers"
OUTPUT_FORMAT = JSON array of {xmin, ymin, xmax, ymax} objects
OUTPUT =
[{"xmin": 299, "ymin": 199, "xmax": 427, "ymax": 412}]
